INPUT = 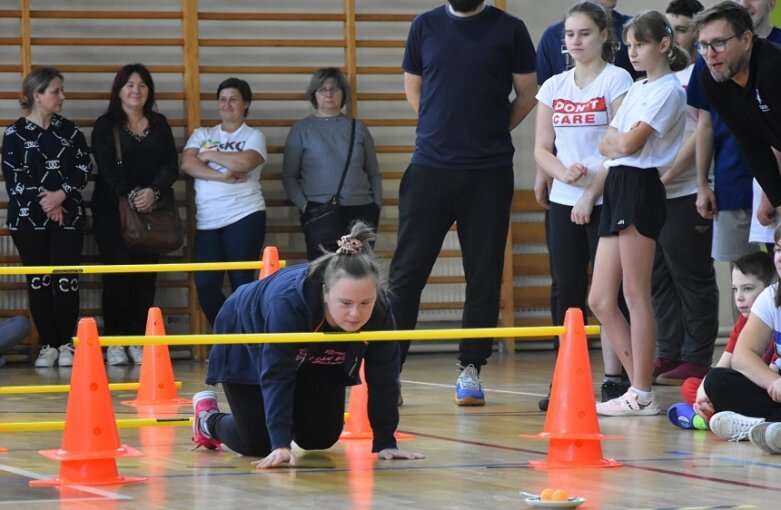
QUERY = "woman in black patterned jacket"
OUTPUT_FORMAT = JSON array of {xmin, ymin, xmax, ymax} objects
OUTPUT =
[{"xmin": 1, "ymin": 66, "xmax": 92, "ymax": 368}]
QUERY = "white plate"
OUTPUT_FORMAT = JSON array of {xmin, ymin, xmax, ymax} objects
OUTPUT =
[{"xmin": 523, "ymin": 496, "xmax": 586, "ymax": 509}]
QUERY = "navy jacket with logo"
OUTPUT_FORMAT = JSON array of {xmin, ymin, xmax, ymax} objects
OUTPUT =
[{"xmin": 206, "ymin": 263, "xmax": 400, "ymax": 453}]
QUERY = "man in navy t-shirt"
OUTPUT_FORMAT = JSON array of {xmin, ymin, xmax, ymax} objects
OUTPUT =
[{"xmin": 389, "ymin": 0, "xmax": 536, "ymax": 406}]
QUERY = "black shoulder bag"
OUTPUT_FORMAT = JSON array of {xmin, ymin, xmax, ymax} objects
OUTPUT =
[{"xmin": 299, "ymin": 119, "xmax": 357, "ymax": 257}]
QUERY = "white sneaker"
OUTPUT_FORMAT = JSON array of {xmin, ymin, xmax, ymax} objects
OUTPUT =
[
  {"xmin": 58, "ymin": 344, "xmax": 75, "ymax": 367},
  {"xmin": 454, "ymin": 364, "xmax": 485, "ymax": 406},
  {"xmin": 710, "ymin": 411, "xmax": 765, "ymax": 441},
  {"xmin": 596, "ymin": 389, "xmax": 661, "ymax": 416},
  {"xmin": 106, "ymin": 346, "xmax": 129, "ymax": 366},
  {"xmin": 34, "ymin": 345, "xmax": 58, "ymax": 368},
  {"xmin": 749, "ymin": 422, "xmax": 781, "ymax": 454},
  {"xmin": 127, "ymin": 345, "xmax": 143, "ymax": 365}
]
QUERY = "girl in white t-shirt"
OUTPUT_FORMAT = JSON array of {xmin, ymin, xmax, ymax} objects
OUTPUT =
[
  {"xmin": 181, "ymin": 78, "xmax": 268, "ymax": 326},
  {"xmin": 589, "ymin": 11, "xmax": 688, "ymax": 417},
  {"xmin": 534, "ymin": 1, "xmax": 633, "ymax": 405},
  {"xmin": 703, "ymin": 225, "xmax": 781, "ymax": 452}
]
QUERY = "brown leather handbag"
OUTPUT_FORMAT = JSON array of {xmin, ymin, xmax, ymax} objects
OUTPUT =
[{"xmin": 114, "ymin": 127, "xmax": 183, "ymax": 254}]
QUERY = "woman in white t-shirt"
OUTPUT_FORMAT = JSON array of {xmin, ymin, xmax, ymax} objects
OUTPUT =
[
  {"xmin": 589, "ymin": 11, "xmax": 688, "ymax": 417},
  {"xmin": 181, "ymin": 78, "xmax": 268, "ymax": 326},
  {"xmin": 534, "ymin": 1, "xmax": 633, "ymax": 406},
  {"xmin": 704, "ymin": 225, "xmax": 781, "ymax": 451}
]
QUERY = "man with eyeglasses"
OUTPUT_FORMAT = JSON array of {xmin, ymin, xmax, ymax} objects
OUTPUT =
[
  {"xmin": 737, "ymin": 1, "xmax": 781, "ymax": 253},
  {"xmin": 690, "ymin": 1, "xmax": 781, "ymax": 234}
]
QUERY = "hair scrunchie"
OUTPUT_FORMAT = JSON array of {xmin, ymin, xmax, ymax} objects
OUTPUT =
[{"xmin": 336, "ymin": 235, "xmax": 362, "ymax": 255}]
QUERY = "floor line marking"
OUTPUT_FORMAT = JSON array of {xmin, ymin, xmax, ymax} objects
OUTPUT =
[
  {"xmin": 0, "ymin": 463, "xmax": 132, "ymax": 500},
  {"xmin": 400, "ymin": 379, "xmax": 547, "ymax": 397}
]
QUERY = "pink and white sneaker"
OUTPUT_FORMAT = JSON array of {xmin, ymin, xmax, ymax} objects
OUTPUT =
[
  {"xmin": 596, "ymin": 389, "xmax": 661, "ymax": 417},
  {"xmin": 192, "ymin": 390, "xmax": 223, "ymax": 450}
]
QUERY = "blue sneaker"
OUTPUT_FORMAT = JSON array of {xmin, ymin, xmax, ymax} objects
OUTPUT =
[{"xmin": 455, "ymin": 364, "xmax": 485, "ymax": 406}]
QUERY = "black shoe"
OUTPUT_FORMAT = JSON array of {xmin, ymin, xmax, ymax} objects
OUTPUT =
[
  {"xmin": 538, "ymin": 384, "xmax": 551, "ymax": 411},
  {"xmin": 601, "ymin": 379, "xmax": 631, "ymax": 402}
]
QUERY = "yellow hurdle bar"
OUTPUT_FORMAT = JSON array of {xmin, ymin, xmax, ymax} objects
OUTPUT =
[
  {"xmin": 0, "ymin": 417, "xmax": 193, "ymax": 433},
  {"xmin": 0, "ymin": 381, "xmax": 182, "ymax": 395},
  {"xmin": 0, "ymin": 260, "xmax": 286, "ymax": 275},
  {"xmin": 97, "ymin": 326, "xmax": 602, "ymax": 346}
]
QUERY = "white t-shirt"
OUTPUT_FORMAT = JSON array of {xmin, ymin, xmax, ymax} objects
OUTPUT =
[
  {"xmin": 665, "ymin": 64, "xmax": 698, "ymax": 199},
  {"xmin": 749, "ymin": 178, "xmax": 777, "ymax": 244},
  {"xmin": 750, "ymin": 283, "xmax": 781, "ymax": 358},
  {"xmin": 605, "ymin": 73, "xmax": 686, "ymax": 171},
  {"xmin": 536, "ymin": 64, "xmax": 633, "ymax": 206},
  {"xmin": 184, "ymin": 123, "xmax": 268, "ymax": 230}
]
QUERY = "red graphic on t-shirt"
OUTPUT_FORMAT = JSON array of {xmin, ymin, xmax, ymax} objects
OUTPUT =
[{"xmin": 551, "ymin": 97, "xmax": 608, "ymax": 126}]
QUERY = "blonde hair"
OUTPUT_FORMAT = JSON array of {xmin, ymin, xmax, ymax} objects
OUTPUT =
[
  {"xmin": 20, "ymin": 66, "xmax": 63, "ymax": 112},
  {"xmin": 307, "ymin": 220, "xmax": 386, "ymax": 300},
  {"xmin": 623, "ymin": 10, "xmax": 690, "ymax": 72}
]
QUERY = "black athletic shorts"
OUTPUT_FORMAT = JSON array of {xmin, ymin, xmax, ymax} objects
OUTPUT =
[{"xmin": 598, "ymin": 165, "xmax": 666, "ymax": 240}]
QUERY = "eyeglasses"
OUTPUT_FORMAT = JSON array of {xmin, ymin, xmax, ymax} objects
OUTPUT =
[
  {"xmin": 316, "ymin": 87, "xmax": 341, "ymax": 95},
  {"xmin": 694, "ymin": 34, "xmax": 737, "ymax": 55}
]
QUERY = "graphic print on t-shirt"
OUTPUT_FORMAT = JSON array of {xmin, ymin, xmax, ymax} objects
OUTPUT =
[
  {"xmin": 198, "ymin": 139, "xmax": 247, "ymax": 153},
  {"xmin": 551, "ymin": 97, "xmax": 608, "ymax": 127}
]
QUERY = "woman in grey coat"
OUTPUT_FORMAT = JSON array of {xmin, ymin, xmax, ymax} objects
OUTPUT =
[{"xmin": 282, "ymin": 67, "xmax": 382, "ymax": 260}]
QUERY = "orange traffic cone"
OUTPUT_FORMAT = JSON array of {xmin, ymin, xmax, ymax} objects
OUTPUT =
[
  {"xmin": 123, "ymin": 308, "xmax": 191, "ymax": 407},
  {"xmin": 340, "ymin": 362, "xmax": 414, "ymax": 441},
  {"xmin": 521, "ymin": 308, "xmax": 622, "ymax": 469},
  {"xmin": 259, "ymin": 246, "xmax": 281, "ymax": 279},
  {"xmin": 31, "ymin": 318, "xmax": 145, "ymax": 486}
]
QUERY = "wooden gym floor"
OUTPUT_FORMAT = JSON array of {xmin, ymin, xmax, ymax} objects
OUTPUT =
[{"xmin": 0, "ymin": 350, "xmax": 779, "ymax": 509}]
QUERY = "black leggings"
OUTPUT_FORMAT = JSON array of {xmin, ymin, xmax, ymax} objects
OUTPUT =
[
  {"xmin": 705, "ymin": 367, "xmax": 781, "ymax": 422},
  {"xmin": 93, "ymin": 212, "xmax": 158, "ymax": 335},
  {"xmin": 11, "ymin": 229, "xmax": 83, "ymax": 348},
  {"xmin": 548, "ymin": 202, "xmax": 602, "ymax": 326},
  {"xmin": 207, "ymin": 366, "xmax": 346, "ymax": 456}
]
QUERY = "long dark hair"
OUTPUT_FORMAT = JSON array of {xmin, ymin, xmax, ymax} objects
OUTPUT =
[
  {"xmin": 565, "ymin": 1, "xmax": 618, "ymax": 64},
  {"xmin": 107, "ymin": 63, "xmax": 157, "ymax": 124}
]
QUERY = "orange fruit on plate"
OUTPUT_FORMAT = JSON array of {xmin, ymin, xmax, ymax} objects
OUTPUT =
[
  {"xmin": 552, "ymin": 489, "xmax": 569, "ymax": 501},
  {"xmin": 539, "ymin": 488, "xmax": 555, "ymax": 501}
]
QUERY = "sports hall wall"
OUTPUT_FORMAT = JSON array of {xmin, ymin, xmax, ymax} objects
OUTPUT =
[{"xmin": 0, "ymin": 0, "xmax": 732, "ymax": 357}]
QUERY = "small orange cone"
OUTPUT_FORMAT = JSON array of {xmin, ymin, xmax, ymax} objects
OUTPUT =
[
  {"xmin": 340, "ymin": 362, "xmax": 414, "ymax": 441},
  {"xmin": 259, "ymin": 246, "xmax": 281, "ymax": 280},
  {"xmin": 521, "ymin": 308, "xmax": 621, "ymax": 469},
  {"xmin": 123, "ymin": 308, "xmax": 191, "ymax": 407},
  {"xmin": 31, "ymin": 318, "xmax": 145, "ymax": 487}
]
